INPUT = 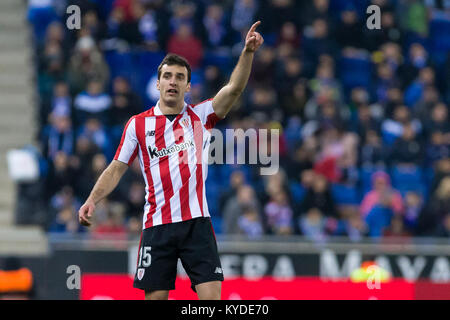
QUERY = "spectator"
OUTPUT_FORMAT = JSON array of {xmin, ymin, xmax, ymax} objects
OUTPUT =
[
  {"xmin": 333, "ymin": 209, "xmax": 368, "ymax": 242},
  {"xmin": 92, "ymin": 203, "xmax": 127, "ymax": 236},
  {"xmin": 298, "ymin": 208, "xmax": 331, "ymax": 242},
  {"xmin": 249, "ymin": 46, "xmax": 277, "ymax": 87},
  {"xmin": 403, "ymin": 191, "xmax": 424, "ymax": 232},
  {"xmin": 381, "ymin": 105, "xmax": 422, "ymax": 146},
  {"xmin": 359, "ymin": 130, "xmax": 385, "ymax": 168},
  {"xmin": 300, "ymin": 0, "xmax": 330, "ymax": 27},
  {"xmin": 413, "ymin": 85, "xmax": 440, "ymax": 123},
  {"xmin": 202, "ymin": 4, "xmax": 228, "ymax": 50},
  {"xmin": 336, "ymin": 7, "xmax": 364, "ymax": 49},
  {"xmin": 51, "ymin": 82, "xmax": 72, "ymax": 118},
  {"xmin": 109, "ymin": 76, "xmax": 142, "ymax": 146},
  {"xmin": 48, "ymin": 207, "xmax": 85, "ymax": 233},
  {"xmin": 237, "ymin": 206, "xmax": 264, "ymax": 239},
  {"xmin": 167, "ymin": 23, "xmax": 203, "ymax": 70},
  {"xmin": 77, "ymin": 118, "xmax": 108, "ymax": 154},
  {"xmin": 231, "ymin": 0, "xmax": 258, "ymax": 34},
  {"xmin": 41, "ymin": 113, "xmax": 74, "ymax": 160},
  {"xmin": 360, "ymin": 171, "xmax": 404, "ymax": 236},
  {"xmin": 302, "ymin": 18, "xmax": 338, "ymax": 68},
  {"xmin": 219, "ymin": 170, "xmax": 246, "ymax": 215},
  {"xmin": 203, "ymin": 65, "xmax": 227, "ymax": 100},
  {"xmin": 74, "ymin": 80, "xmax": 112, "ymax": 125},
  {"xmin": 299, "ymin": 173, "xmax": 337, "ymax": 218},
  {"xmin": 68, "ymin": 36, "xmax": 110, "ymax": 94},
  {"xmin": 404, "ymin": 67, "xmax": 436, "ymax": 107},
  {"xmin": 398, "ymin": 43, "xmax": 431, "ymax": 89},
  {"xmin": 82, "ymin": 10, "xmax": 107, "ymax": 42},
  {"xmin": 281, "ymin": 78, "xmax": 309, "ymax": 118},
  {"xmin": 382, "ymin": 215, "xmax": 413, "ymax": 239},
  {"xmin": 426, "ymin": 131, "xmax": 450, "ymax": 165},
  {"xmin": 423, "ymin": 102, "xmax": 450, "ymax": 139},
  {"xmin": 264, "ymin": 190, "xmax": 294, "ymax": 235},
  {"xmin": 433, "ymin": 214, "xmax": 450, "ymax": 238},
  {"xmin": 388, "ymin": 123, "xmax": 423, "ymax": 166},
  {"xmin": 223, "ymin": 185, "xmax": 262, "ymax": 235},
  {"xmin": 417, "ymin": 176, "xmax": 450, "ymax": 236},
  {"xmin": 136, "ymin": 2, "xmax": 165, "ymax": 50}
]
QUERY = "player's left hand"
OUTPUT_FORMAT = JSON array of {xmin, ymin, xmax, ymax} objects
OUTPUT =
[{"xmin": 244, "ymin": 21, "xmax": 264, "ymax": 53}]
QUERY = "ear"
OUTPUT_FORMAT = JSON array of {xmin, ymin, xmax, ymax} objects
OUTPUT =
[
  {"xmin": 186, "ymin": 82, "xmax": 191, "ymax": 93},
  {"xmin": 156, "ymin": 79, "xmax": 160, "ymax": 91}
]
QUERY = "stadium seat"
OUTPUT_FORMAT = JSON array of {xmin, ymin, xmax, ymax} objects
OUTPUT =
[
  {"xmin": 390, "ymin": 165, "xmax": 423, "ymax": 189},
  {"xmin": 203, "ymin": 52, "xmax": 233, "ymax": 73},
  {"xmin": 331, "ymin": 183, "xmax": 360, "ymax": 205},
  {"xmin": 430, "ymin": 18, "xmax": 450, "ymax": 52},
  {"xmin": 220, "ymin": 164, "xmax": 252, "ymax": 184},
  {"xmin": 134, "ymin": 51, "xmax": 165, "ymax": 100},
  {"xmin": 210, "ymin": 216, "xmax": 223, "ymax": 235},
  {"xmin": 338, "ymin": 55, "xmax": 372, "ymax": 90},
  {"xmin": 289, "ymin": 182, "xmax": 306, "ymax": 204},
  {"xmin": 359, "ymin": 167, "xmax": 381, "ymax": 196},
  {"xmin": 205, "ymin": 179, "xmax": 221, "ymax": 217},
  {"xmin": 104, "ymin": 51, "xmax": 136, "ymax": 87}
]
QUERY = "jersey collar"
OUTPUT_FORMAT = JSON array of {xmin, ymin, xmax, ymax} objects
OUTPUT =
[{"xmin": 154, "ymin": 100, "xmax": 187, "ymax": 116}]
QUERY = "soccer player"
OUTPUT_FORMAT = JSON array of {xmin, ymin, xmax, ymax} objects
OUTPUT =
[{"xmin": 78, "ymin": 21, "xmax": 264, "ymax": 300}]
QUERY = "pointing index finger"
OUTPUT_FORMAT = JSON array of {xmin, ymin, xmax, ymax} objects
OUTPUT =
[{"xmin": 249, "ymin": 21, "xmax": 261, "ymax": 33}]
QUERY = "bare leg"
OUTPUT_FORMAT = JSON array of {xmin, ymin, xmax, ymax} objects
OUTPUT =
[
  {"xmin": 195, "ymin": 281, "xmax": 221, "ymax": 300},
  {"xmin": 145, "ymin": 290, "xmax": 170, "ymax": 300}
]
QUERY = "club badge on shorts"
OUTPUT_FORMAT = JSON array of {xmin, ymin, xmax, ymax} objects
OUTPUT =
[{"xmin": 137, "ymin": 268, "xmax": 145, "ymax": 280}]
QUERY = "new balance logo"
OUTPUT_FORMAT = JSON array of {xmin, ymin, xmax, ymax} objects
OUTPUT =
[
  {"xmin": 214, "ymin": 267, "xmax": 222, "ymax": 274},
  {"xmin": 148, "ymin": 140, "xmax": 195, "ymax": 159},
  {"xmin": 146, "ymin": 130, "xmax": 155, "ymax": 137}
]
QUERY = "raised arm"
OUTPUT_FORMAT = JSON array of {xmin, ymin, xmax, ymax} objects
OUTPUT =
[
  {"xmin": 78, "ymin": 160, "xmax": 129, "ymax": 226},
  {"xmin": 212, "ymin": 21, "xmax": 264, "ymax": 119}
]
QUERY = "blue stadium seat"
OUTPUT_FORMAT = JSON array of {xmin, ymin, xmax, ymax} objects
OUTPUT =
[
  {"xmin": 331, "ymin": 183, "xmax": 359, "ymax": 205},
  {"xmin": 203, "ymin": 52, "xmax": 233, "ymax": 73},
  {"xmin": 430, "ymin": 18, "xmax": 450, "ymax": 52},
  {"xmin": 397, "ymin": 183, "xmax": 429, "ymax": 201},
  {"xmin": 289, "ymin": 182, "xmax": 306, "ymax": 204},
  {"xmin": 338, "ymin": 55, "xmax": 372, "ymax": 90},
  {"xmin": 390, "ymin": 165, "xmax": 423, "ymax": 189},
  {"xmin": 104, "ymin": 51, "xmax": 135, "ymax": 83},
  {"xmin": 359, "ymin": 167, "xmax": 380, "ymax": 196},
  {"xmin": 206, "ymin": 180, "xmax": 221, "ymax": 217},
  {"xmin": 220, "ymin": 165, "xmax": 252, "ymax": 184},
  {"xmin": 134, "ymin": 51, "xmax": 165, "ymax": 95},
  {"xmin": 210, "ymin": 216, "xmax": 223, "ymax": 235}
]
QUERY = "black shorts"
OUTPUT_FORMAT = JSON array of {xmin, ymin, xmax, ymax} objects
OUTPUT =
[{"xmin": 133, "ymin": 217, "xmax": 223, "ymax": 292}]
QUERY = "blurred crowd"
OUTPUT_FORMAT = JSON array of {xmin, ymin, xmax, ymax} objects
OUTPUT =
[{"xmin": 22, "ymin": 0, "xmax": 450, "ymax": 241}]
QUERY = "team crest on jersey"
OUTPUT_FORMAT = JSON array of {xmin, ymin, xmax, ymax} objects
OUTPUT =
[
  {"xmin": 180, "ymin": 118, "xmax": 190, "ymax": 128},
  {"xmin": 137, "ymin": 268, "xmax": 145, "ymax": 280}
]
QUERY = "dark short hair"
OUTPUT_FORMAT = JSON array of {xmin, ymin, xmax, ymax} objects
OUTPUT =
[{"xmin": 157, "ymin": 53, "xmax": 191, "ymax": 83}]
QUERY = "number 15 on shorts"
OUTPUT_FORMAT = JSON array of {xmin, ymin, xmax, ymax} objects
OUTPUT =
[{"xmin": 138, "ymin": 246, "xmax": 151, "ymax": 267}]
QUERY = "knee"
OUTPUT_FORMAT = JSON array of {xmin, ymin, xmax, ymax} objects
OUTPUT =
[
  {"xmin": 196, "ymin": 281, "xmax": 221, "ymax": 300},
  {"xmin": 145, "ymin": 290, "xmax": 169, "ymax": 300}
]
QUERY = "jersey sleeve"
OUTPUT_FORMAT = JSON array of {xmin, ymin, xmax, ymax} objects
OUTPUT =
[
  {"xmin": 114, "ymin": 117, "xmax": 138, "ymax": 165},
  {"xmin": 191, "ymin": 99, "xmax": 222, "ymax": 129}
]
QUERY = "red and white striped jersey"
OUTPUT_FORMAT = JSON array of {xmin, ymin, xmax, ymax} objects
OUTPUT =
[{"xmin": 114, "ymin": 99, "xmax": 221, "ymax": 229}]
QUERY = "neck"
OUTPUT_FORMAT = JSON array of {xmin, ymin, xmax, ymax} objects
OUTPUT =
[{"xmin": 158, "ymin": 99, "xmax": 184, "ymax": 115}]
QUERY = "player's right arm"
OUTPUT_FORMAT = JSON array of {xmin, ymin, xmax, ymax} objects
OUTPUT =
[
  {"xmin": 79, "ymin": 116, "xmax": 139, "ymax": 227},
  {"xmin": 78, "ymin": 160, "xmax": 128, "ymax": 226}
]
